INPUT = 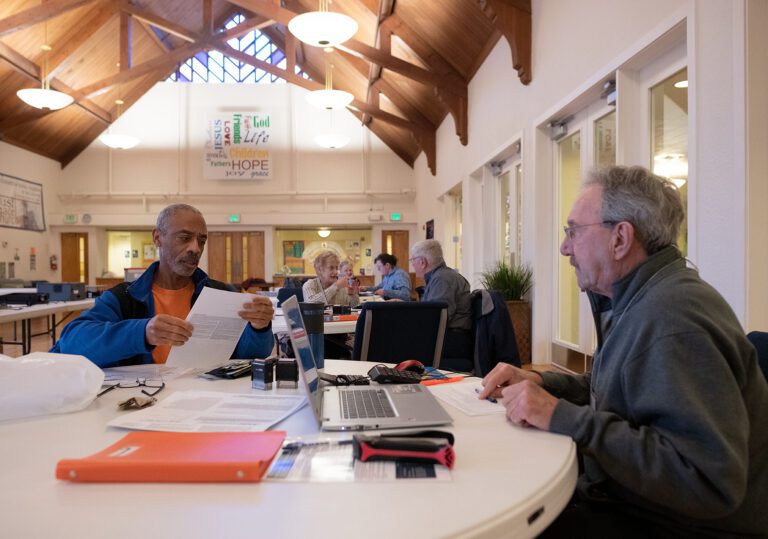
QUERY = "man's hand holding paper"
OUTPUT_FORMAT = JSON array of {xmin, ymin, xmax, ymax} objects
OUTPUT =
[{"xmin": 239, "ymin": 296, "xmax": 274, "ymax": 330}]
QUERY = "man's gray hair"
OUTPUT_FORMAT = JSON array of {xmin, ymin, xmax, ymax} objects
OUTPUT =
[
  {"xmin": 156, "ymin": 203, "xmax": 203, "ymax": 232},
  {"xmin": 410, "ymin": 239, "xmax": 444, "ymax": 267},
  {"xmin": 585, "ymin": 166, "xmax": 685, "ymax": 254}
]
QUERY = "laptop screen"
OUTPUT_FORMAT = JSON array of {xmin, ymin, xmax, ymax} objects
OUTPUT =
[{"xmin": 281, "ymin": 296, "xmax": 321, "ymax": 414}]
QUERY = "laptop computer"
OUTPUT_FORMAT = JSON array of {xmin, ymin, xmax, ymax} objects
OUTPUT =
[{"xmin": 282, "ymin": 296, "xmax": 453, "ymax": 431}]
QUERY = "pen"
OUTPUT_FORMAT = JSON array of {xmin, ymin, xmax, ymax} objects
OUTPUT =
[
  {"xmin": 421, "ymin": 376, "xmax": 465, "ymax": 386},
  {"xmin": 475, "ymin": 387, "xmax": 498, "ymax": 404}
]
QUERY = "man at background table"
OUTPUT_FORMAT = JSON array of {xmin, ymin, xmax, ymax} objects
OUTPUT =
[
  {"xmin": 479, "ymin": 166, "xmax": 768, "ymax": 537},
  {"xmin": 362, "ymin": 253, "xmax": 412, "ymax": 301},
  {"xmin": 411, "ymin": 239, "xmax": 472, "ymax": 372},
  {"xmin": 51, "ymin": 203, "xmax": 274, "ymax": 368}
]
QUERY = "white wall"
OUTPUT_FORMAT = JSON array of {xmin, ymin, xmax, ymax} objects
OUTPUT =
[
  {"xmin": 52, "ymin": 81, "xmax": 417, "ymax": 277},
  {"xmin": 413, "ymin": 0, "xmax": 766, "ymax": 362}
]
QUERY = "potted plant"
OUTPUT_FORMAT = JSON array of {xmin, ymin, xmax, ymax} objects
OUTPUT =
[{"xmin": 480, "ymin": 261, "xmax": 533, "ymax": 364}]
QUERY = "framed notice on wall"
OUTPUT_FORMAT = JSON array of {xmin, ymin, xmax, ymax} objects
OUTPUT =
[
  {"xmin": 0, "ymin": 173, "xmax": 45, "ymax": 232},
  {"xmin": 204, "ymin": 112, "xmax": 271, "ymax": 180}
]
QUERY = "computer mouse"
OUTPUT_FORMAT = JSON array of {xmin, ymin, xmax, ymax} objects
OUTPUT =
[{"xmin": 395, "ymin": 360, "xmax": 426, "ymax": 374}]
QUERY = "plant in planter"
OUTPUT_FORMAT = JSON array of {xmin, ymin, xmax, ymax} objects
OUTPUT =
[{"xmin": 480, "ymin": 261, "xmax": 533, "ymax": 364}]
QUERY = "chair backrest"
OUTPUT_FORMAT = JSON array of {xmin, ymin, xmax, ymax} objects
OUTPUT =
[
  {"xmin": 277, "ymin": 287, "xmax": 303, "ymax": 307},
  {"xmin": 471, "ymin": 289, "xmax": 521, "ymax": 376},
  {"xmin": 352, "ymin": 301, "xmax": 448, "ymax": 366},
  {"xmin": 746, "ymin": 331, "xmax": 768, "ymax": 381}
]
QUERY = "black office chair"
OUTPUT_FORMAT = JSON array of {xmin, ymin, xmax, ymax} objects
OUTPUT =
[
  {"xmin": 277, "ymin": 287, "xmax": 303, "ymax": 307},
  {"xmin": 746, "ymin": 331, "xmax": 768, "ymax": 381},
  {"xmin": 352, "ymin": 301, "xmax": 448, "ymax": 367},
  {"xmin": 471, "ymin": 289, "xmax": 521, "ymax": 376}
]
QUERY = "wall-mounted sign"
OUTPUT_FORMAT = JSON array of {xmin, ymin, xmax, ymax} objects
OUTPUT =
[
  {"xmin": 390, "ymin": 212, "xmax": 402, "ymax": 221},
  {"xmin": 64, "ymin": 214, "xmax": 77, "ymax": 224},
  {"xmin": 0, "ymin": 173, "xmax": 45, "ymax": 232},
  {"xmin": 204, "ymin": 112, "xmax": 271, "ymax": 180},
  {"xmin": 228, "ymin": 213, "xmax": 241, "ymax": 223}
]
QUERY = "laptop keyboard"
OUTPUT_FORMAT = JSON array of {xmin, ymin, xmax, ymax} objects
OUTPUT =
[{"xmin": 340, "ymin": 389, "xmax": 396, "ymax": 419}]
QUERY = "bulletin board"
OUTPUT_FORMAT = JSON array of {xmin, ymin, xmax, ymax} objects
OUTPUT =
[{"xmin": 0, "ymin": 172, "xmax": 45, "ymax": 232}]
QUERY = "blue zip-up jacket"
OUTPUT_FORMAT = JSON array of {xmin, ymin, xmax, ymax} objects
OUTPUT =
[
  {"xmin": 51, "ymin": 262, "xmax": 273, "ymax": 368},
  {"xmin": 369, "ymin": 266, "xmax": 412, "ymax": 301}
]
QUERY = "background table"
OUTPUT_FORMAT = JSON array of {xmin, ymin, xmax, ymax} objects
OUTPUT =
[
  {"xmin": 0, "ymin": 297, "xmax": 95, "ymax": 354},
  {"xmin": 0, "ymin": 360, "xmax": 577, "ymax": 538}
]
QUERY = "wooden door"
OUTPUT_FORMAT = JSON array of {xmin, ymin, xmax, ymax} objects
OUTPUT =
[
  {"xmin": 207, "ymin": 232, "xmax": 226, "ymax": 283},
  {"xmin": 206, "ymin": 231, "xmax": 265, "ymax": 284},
  {"xmin": 60, "ymin": 233, "xmax": 88, "ymax": 283},
  {"xmin": 381, "ymin": 230, "xmax": 409, "ymax": 268},
  {"xmin": 246, "ymin": 231, "xmax": 265, "ymax": 280}
]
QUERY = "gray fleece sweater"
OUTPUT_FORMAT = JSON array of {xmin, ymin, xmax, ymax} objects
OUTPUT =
[{"xmin": 543, "ymin": 246, "xmax": 768, "ymax": 537}]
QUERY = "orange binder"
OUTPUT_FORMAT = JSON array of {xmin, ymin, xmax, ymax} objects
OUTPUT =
[{"xmin": 56, "ymin": 431, "xmax": 286, "ymax": 483}]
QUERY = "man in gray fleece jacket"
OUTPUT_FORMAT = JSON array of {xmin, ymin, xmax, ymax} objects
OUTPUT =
[{"xmin": 479, "ymin": 166, "xmax": 768, "ymax": 537}]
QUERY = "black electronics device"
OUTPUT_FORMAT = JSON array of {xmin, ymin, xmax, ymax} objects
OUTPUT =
[
  {"xmin": 318, "ymin": 372, "xmax": 370, "ymax": 386},
  {"xmin": 205, "ymin": 360, "xmax": 253, "ymax": 379},
  {"xmin": 36, "ymin": 282, "xmax": 86, "ymax": 301},
  {"xmin": 0, "ymin": 292, "xmax": 49, "ymax": 306},
  {"xmin": 367, "ymin": 365, "xmax": 422, "ymax": 384}
]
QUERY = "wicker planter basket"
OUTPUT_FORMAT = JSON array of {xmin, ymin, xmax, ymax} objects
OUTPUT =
[{"xmin": 506, "ymin": 300, "xmax": 532, "ymax": 364}]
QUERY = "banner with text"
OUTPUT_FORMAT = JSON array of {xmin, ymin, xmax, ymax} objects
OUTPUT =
[{"xmin": 204, "ymin": 112, "xmax": 271, "ymax": 180}]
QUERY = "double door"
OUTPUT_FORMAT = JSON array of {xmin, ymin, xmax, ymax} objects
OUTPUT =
[{"xmin": 207, "ymin": 231, "xmax": 265, "ymax": 285}]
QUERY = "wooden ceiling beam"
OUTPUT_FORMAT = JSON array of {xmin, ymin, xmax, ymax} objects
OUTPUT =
[
  {"xmin": 226, "ymin": 0, "xmax": 465, "ymax": 93},
  {"xmin": 75, "ymin": 39, "xmax": 210, "ymax": 97},
  {"xmin": 483, "ymin": 0, "xmax": 531, "ymax": 85},
  {"xmin": 381, "ymin": 14, "xmax": 468, "ymax": 145},
  {"xmin": 47, "ymin": 1, "xmax": 119, "ymax": 79},
  {"xmin": 0, "ymin": 0, "xmax": 101, "ymax": 38},
  {"xmin": 375, "ymin": 78, "xmax": 435, "ymax": 130},
  {"xmin": 0, "ymin": 41, "xmax": 111, "ymax": 129},
  {"xmin": 362, "ymin": 0, "xmax": 393, "ymax": 125},
  {"xmin": 118, "ymin": 0, "xmax": 199, "ymax": 42},
  {"xmin": 203, "ymin": 0, "xmax": 214, "ymax": 35}
]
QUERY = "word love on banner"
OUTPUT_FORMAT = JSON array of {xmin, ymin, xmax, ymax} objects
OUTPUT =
[{"xmin": 204, "ymin": 112, "xmax": 271, "ymax": 180}]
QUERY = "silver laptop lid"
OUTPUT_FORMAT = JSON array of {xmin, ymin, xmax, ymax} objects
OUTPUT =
[{"xmin": 281, "ymin": 296, "xmax": 323, "ymax": 425}]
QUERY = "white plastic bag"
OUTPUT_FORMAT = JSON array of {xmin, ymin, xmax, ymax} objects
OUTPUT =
[{"xmin": 0, "ymin": 352, "xmax": 104, "ymax": 422}]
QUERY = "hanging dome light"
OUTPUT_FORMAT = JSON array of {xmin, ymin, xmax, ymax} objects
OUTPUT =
[
  {"xmin": 99, "ymin": 98, "xmax": 140, "ymax": 150},
  {"xmin": 288, "ymin": 1, "xmax": 358, "ymax": 48},
  {"xmin": 17, "ymin": 87, "xmax": 74, "ymax": 110},
  {"xmin": 17, "ymin": 37, "xmax": 73, "ymax": 111},
  {"xmin": 306, "ymin": 62, "xmax": 353, "ymax": 110},
  {"xmin": 315, "ymin": 133, "xmax": 349, "ymax": 149}
]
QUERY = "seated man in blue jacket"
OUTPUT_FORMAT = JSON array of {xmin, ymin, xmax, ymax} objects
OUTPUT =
[
  {"xmin": 51, "ymin": 203, "xmax": 274, "ymax": 368},
  {"xmin": 363, "ymin": 253, "xmax": 412, "ymax": 301}
]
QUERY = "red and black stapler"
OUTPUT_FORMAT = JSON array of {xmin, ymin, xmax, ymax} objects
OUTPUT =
[{"xmin": 352, "ymin": 430, "xmax": 455, "ymax": 469}]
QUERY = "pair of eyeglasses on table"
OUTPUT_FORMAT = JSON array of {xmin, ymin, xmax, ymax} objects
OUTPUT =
[{"xmin": 97, "ymin": 378, "xmax": 165, "ymax": 398}]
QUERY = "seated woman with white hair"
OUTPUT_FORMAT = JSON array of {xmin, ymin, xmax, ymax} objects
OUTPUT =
[{"xmin": 302, "ymin": 250, "xmax": 359, "ymax": 307}]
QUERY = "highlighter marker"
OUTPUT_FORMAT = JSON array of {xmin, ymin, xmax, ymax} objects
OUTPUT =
[{"xmin": 474, "ymin": 387, "xmax": 498, "ymax": 404}]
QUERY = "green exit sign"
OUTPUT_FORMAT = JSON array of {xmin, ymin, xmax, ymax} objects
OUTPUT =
[
  {"xmin": 64, "ymin": 214, "xmax": 77, "ymax": 224},
  {"xmin": 228, "ymin": 214, "xmax": 241, "ymax": 223},
  {"xmin": 390, "ymin": 212, "xmax": 402, "ymax": 221}
]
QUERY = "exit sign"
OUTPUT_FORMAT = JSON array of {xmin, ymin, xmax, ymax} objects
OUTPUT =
[
  {"xmin": 64, "ymin": 214, "xmax": 77, "ymax": 224},
  {"xmin": 390, "ymin": 212, "xmax": 402, "ymax": 221},
  {"xmin": 228, "ymin": 214, "xmax": 241, "ymax": 223}
]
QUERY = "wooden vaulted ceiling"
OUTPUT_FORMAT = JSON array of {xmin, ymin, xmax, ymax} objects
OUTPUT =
[{"xmin": 0, "ymin": 0, "xmax": 531, "ymax": 174}]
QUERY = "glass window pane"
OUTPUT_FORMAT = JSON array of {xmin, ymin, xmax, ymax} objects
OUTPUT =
[
  {"xmin": 650, "ymin": 68, "xmax": 688, "ymax": 255},
  {"xmin": 499, "ymin": 171, "xmax": 511, "ymax": 264},
  {"xmin": 594, "ymin": 110, "xmax": 616, "ymax": 167},
  {"xmin": 557, "ymin": 131, "xmax": 581, "ymax": 346}
]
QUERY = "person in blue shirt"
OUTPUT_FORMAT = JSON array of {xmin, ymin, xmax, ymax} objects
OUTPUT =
[
  {"xmin": 51, "ymin": 203, "xmax": 274, "ymax": 368},
  {"xmin": 363, "ymin": 253, "xmax": 412, "ymax": 301}
]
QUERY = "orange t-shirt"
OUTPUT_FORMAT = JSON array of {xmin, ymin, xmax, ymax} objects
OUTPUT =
[{"xmin": 151, "ymin": 282, "xmax": 194, "ymax": 364}]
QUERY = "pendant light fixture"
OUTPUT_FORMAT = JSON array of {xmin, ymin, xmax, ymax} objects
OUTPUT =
[
  {"xmin": 99, "ymin": 97, "xmax": 139, "ymax": 150},
  {"xmin": 306, "ymin": 61, "xmax": 353, "ymax": 110},
  {"xmin": 288, "ymin": 0, "xmax": 358, "ymax": 48},
  {"xmin": 16, "ymin": 22, "xmax": 74, "ymax": 111},
  {"xmin": 314, "ymin": 109, "xmax": 349, "ymax": 149}
]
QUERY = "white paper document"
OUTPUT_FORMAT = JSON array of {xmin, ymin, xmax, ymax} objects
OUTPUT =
[
  {"xmin": 428, "ymin": 380, "xmax": 506, "ymax": 416},
  {"xmin": 102, "ymin": 364, "xmax": 192, "ymax": 382},
  {"xmin": 107, "ymin": 390, "xmax": 307, "ymax": 432},
  {"xmin": 166, "ymin": 287, "xmax": 252, "ymax": 369}
]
